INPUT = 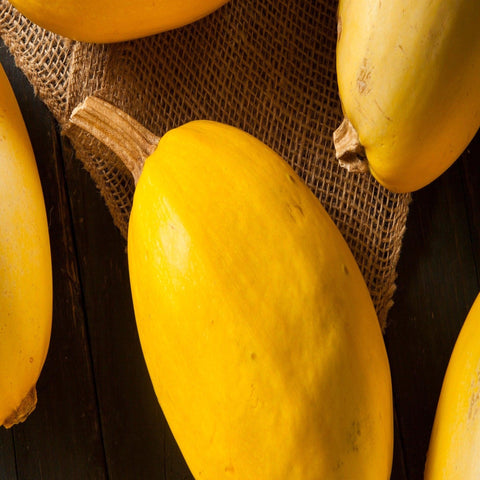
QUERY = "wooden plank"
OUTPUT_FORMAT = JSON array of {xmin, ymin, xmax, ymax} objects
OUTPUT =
[
  {"xmin": 461, "ymin": 132, "xmax": 480, "ymax": 279},
  {"xmin": 0, "ymin": 42, "xmax": 108, "ymax": 479},
  {"xmin": 390, "ymin": 410, "xmax": 408, "ymax": 480},
  {"xmin": 0, "ymin": 428, "xmax": 16, "ymax": 480},
  {"xmin": 59, "ymin": 138, "xmax": 194, "ymax": 479},
  {"xmin": 385, "ymin": 130, "xmax": 480, "ymax": 479}
]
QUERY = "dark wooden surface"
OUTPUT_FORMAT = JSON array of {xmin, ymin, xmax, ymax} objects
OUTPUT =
[{"xmin": 1, "ymin": 39, "xmax": 479, "ymax": 479}]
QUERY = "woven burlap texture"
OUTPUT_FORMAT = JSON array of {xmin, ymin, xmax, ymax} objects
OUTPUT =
[{"xmin": 0, "ymin": 0, "xmax": 411, "ymax": 329}]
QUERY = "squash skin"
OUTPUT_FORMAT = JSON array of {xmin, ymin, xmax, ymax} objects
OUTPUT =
[
  {"xmin": 425, "ymin": 293, "xmax": 480, "ymax": 479},
  {"xmin": 0, "ymin": 64, "xmax": 52, "ymax": 427},
  {"xmin": 335, "ymin": 0, "xmax": 480, "ymax": 193},
  {"xmin": 128, "ymin": 120, "xmax": 393, "ymax": 479},
  {"xmin": 8, "ymin": 0, "xmax": 230, "ymax": 43}
]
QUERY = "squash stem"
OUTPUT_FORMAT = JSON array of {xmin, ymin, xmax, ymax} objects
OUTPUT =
[
  {"xmin": 69, "ymin": 96, "xmax": 160, "ymax": 184},
  {"xmin": 333, "ymin": 117, "xmax": 369, "ymax": 173}
]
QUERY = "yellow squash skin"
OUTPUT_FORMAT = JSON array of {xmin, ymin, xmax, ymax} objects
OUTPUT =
[
  {"xmin": 424, "ymin": 293, "xmax": 480, "ymax": 479},
  {"xmin": 128, "ymin": 120, "xmax": 393, "ymax": 479},
  {"xmin": 336, "ymin": 0, "xmax": 480, "ymax": 193},
  {"xmin": 0, "ymin": 64, "xmax": 52, "ymax": 428},
  {"xmin": 8, "ymin": 0, "xmax": 230, "ymax": 43}
]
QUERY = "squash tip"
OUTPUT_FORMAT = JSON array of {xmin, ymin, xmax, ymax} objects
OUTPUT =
[{"xmin": 2, "ymin": 387, "xmax": 37, "ymax": 429}]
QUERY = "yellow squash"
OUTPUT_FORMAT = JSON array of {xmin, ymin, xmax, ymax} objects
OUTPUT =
[
  {"xmin": 127, "ymin": 121, "xmax": 393, "ymax": 478},
  {"xmin": 0, "ymin": 63, "xmax": 52, "ymax": 428},
  {"xmin": 425, "ymin": 293, "xmax": 480, "ymax": 479},
  {"xmin": 68, "ymin": 97, "xmax": 394, "ymax": 478},
  {"xmin": 8, "ymin": 0, "xmax": 230, "ymax": 43},
  {"xmin": 334, "ymin": 0, "xmax": 480, "ymax": 193}
]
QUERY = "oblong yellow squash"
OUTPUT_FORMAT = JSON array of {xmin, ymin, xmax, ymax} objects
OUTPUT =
[
  {"xmin": 8, "ymin": 0, "xmax": 230, "ymax": 43},
  {"xmin": 127, "ymin": 120, "xmax": 393, "ymax": 478},
  {"xmin": 0, "ymin": 64, "xmax": 52, "ymax": 427},
  {"xmin": 425, "ymin": 293, "xmax": 480, "ymax": 479},
  {"xmin": 334, "ymin": 0, "xmax": 480, "ymax": 193}
]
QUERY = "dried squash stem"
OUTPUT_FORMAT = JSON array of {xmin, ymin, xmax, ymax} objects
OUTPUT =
[
  {"xmin": 333, "ymin": 117, "xmax": 369, "ymax": 173},
  {"xmin": 69, "ymin": 96, "xmax": 160, "ymax": 184}
]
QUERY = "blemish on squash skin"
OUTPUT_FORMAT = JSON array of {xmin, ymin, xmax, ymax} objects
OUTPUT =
[
  {"xmin": 357, "ymin": 58, "xmax": 372, "ymax": 95},
  {"xmin": 250, "ymin": 383, "xmax": 259, "ymax": 409},
  {"xmin": 374, "ymin": 100, "xmax": 393, "ymax": 122},
  {"xmin": 468, "ymin": 367, "xmax": 480, "ymax": 421},
  {"xmin": 286, "ymin": 203, "xmax": 305, "ymax": 221},
  {"xmin": 348, "ymin": 420, "xmax": 362, "ymax": 452}
]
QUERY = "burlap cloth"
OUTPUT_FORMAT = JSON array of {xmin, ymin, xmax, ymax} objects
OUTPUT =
[{"xmin": 0, "ymin": 0, "xmax": 411, "ymax": 329}]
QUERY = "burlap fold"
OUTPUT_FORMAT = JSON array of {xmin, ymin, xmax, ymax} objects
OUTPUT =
[{"xmin": 0, "ymin": 0, "xmax": 411, "ymax": 328}]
